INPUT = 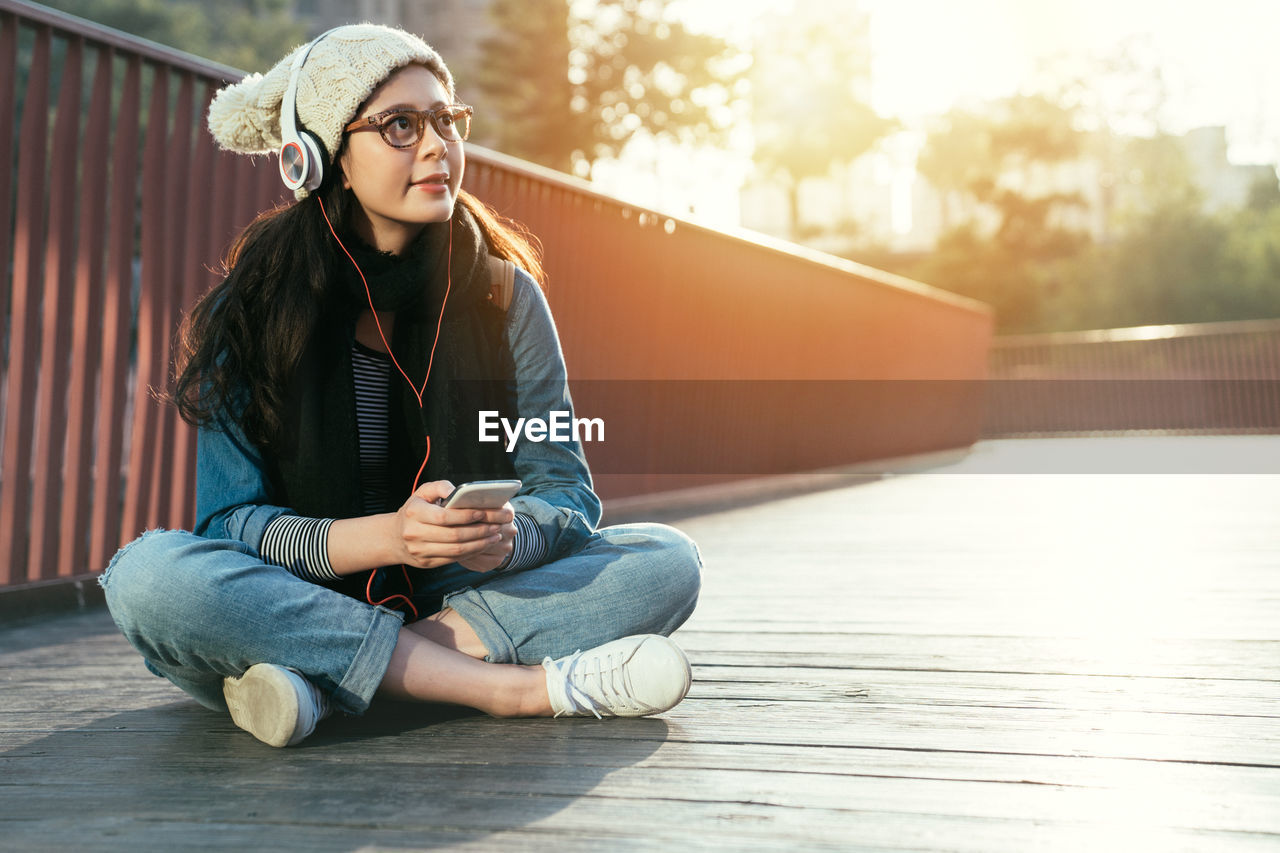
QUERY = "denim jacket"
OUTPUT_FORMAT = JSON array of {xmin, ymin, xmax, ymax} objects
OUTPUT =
[{"xmin": 194, "ymin": 268, "xmax": 601, "ymax": 563}]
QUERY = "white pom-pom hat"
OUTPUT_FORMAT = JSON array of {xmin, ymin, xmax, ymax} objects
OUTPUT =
[{"xmin": 207, "ymin": 23, "xmax": 454, "ymax": 198}]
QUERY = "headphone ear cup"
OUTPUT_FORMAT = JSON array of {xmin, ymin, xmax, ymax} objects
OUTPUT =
[
  {"xmin": 280, "ymin": 130, "xmax": 325, "ymax": 193},
  {"xmin": 298, "ymin": 130, "xmax": 325, "ymax": 192}
]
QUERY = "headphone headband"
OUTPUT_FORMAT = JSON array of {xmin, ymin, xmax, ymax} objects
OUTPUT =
[{"xmin": 279, "ymin": 28, "xmax": 339, "ymax": 193}]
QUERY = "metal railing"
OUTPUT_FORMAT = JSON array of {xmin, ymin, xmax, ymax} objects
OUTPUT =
[
  {"xmin": 464, "ymin": 148, "xmax": 994, "ymax": 500},
  {"xmin": 985, "ymin": 319, "xmax": 1280, "ymax": 435},
  {"xmin": 1, "ymin": 0, "xmax": 287, "ymax": 589},
  {"xmin": 1, "ymin": 0, "xmax": 994, "ymax": 589}
]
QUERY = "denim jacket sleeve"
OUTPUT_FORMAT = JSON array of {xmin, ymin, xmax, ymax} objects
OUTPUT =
[
  {"xmin": 504, "ymin": 269, "xmax": 602, "ymax": 560},
  {"xmin": 194, "ymin": 405, "xmax": 293, "ymax": 550}
]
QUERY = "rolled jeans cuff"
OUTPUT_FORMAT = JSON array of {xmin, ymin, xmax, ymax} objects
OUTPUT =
[{"xmin": 333, "ymin": 603, "xmax": 406, "ymax": 713}]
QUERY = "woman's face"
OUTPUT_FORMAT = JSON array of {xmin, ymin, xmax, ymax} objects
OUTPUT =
[{"xmin": 339, "ymin": 64, "xmax": 464, "ymax": 254}]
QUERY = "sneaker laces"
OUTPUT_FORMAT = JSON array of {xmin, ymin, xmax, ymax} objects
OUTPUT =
[{"xmin": 542, "ymin": 648, "xmax": 642, "ymax": 719}]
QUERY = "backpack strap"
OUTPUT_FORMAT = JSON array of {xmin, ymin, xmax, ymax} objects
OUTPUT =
[{"xmin": 487, "ymin": 256, "xmax": 516, "ymax": 312}]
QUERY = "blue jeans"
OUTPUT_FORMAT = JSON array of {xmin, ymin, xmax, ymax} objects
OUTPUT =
[{"xmin": 99, "ymin": 524, "xmax": 701, "ymax": 715}]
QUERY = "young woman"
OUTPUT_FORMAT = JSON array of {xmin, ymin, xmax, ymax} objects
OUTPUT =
[{"xmin": 99, "ymin": 23, "xmax": 702, "ymax": 747}]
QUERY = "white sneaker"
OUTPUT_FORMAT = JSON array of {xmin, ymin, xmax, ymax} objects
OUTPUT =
[
  {"xmin": 542, "ymin": 634, "xmax": 692, "ymax": 719},
  {"xmin": 223, "ymin": 663, "xmax": 331, "ymax": 747}
]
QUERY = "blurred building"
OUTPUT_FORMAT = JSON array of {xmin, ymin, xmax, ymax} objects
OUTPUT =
[{"xmin": 1181, "ymin": 126, "xmax": 1278, "ymax": 214}]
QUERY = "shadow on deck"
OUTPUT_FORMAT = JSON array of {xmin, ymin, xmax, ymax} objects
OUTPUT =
[{"xmin": 3, "ymin": 436, "xmax": 1279, "ymax": 851}]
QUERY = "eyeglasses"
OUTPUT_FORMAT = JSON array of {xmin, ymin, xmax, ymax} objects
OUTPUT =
[{"xmin": 343, "ymin": 104, "xmax": 473, "ymax": 148}]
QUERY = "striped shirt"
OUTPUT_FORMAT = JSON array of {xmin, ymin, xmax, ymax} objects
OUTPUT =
[
  {"xmin": 352, "ymin": 342, "xmax": 393, "ymax": 515},
  {"xmin": 259, "ymin": 341, "xmax": 546, "ymax": 582}
]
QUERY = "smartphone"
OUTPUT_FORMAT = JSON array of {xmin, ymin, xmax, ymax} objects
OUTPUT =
[{"xmin": 441, "ymin": 479, "xmax": 522, "ymax": 510}]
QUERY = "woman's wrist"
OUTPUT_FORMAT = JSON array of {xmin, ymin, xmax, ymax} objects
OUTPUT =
[{"xmin": 327, "ymin": 512, "xmax": 402, "ymax": 575}]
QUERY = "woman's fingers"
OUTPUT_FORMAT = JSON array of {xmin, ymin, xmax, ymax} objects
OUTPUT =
[
  {"xmin": 412, "ymin": 479, "xmax": 455, "ymax": 503},
  {"xmin": 403, "ymin": 519, "xmax": 502, "ymax": 547},
  {"xmin": 458, "ymin": 528, "xmax": 516, "ymax": 573},
  {"xmin": 403, "ymin": 496, "xmax": 514, "ymax": 527},
  {"xmin": 395, "ymin": 483, "xmax": 516, "ymax": 568}
]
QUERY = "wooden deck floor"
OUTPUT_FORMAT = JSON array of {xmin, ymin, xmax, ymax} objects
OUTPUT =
[{"xmin": 3, "ymin": 436, "xmax": 1279, "ymax": 851}]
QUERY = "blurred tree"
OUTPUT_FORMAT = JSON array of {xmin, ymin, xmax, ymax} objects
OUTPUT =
[
  {"xmin": 919, "ymin": 127, "xmax": 1280, "ymax": 333},
  {"xmin": 868, "ymin": 40, "xmax": 1280, "ymax": 334},
  {"xmin": 1110, "ymin": 131, "xmax": 1202, "ymax": 219},
  {"xmin": 913, "ymin": 109, "xmax": 994, "ymax": 231},
  {"xmin": 1223, "ymin": 203, "xmax": 1280, "ymax": 320},
  {"xmin": 1033, "ymin": 35, "xmax": 1171, "ymax": 139},
  {"xmin": 38, "ymin": 0, "xmax": 305, "ymax": 73},
  {"xmin": 918, "ymin": 94, "xmax": 1086, "ymax": 226},
  {"xmin": 471, "ymin": 0, "xmax": 577, "ymax": 169},
  {"xmin": 1094, "ymin": 206, "xmax": 1232, "ymax": 327},
  {"xmin": 476, "ymin": 0, "xmax": 745, "ymax": 176},
  {"xmin": 203, "ymin": 0, "xmax": 307, "ymax": 73},
  {"xmin": 1245, "ymin": 173, "xmax": 1280, "ymax": 213},
  {"xmin": 749, "ymin": 7, "xmax": 894, "ymax": 237},
  {"xmin": 1085, "ymin": 184, "xmax": 1280, "ymax": 329},
  {"xmin": 914, "ymin": 94, "xmax": 1089, "ymax": 329}
]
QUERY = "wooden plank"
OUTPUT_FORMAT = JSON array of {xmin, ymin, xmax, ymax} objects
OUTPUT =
[
  {"xmin": 0, "ymin": 813, "xmax": 1270, "ymax": 853},
  {"xmin": 4, "ymin": 695, "xmax": 1273, "ymax": 766},
  {"xmin": 4, "ymin": 755, "xmax": 1280, "ymax": 833},
  {"xmin": 690, "ymin": 665, "xmax": 1280, "ymax": 717},
  {"xmin": 4, "ymin": 722, "xmax": 1278, "ymax": 793},
  {"xmin": 673, "ymin": 633, "xmax": 1280, "ymax": 680},
  {"xmin": 7, "ymin": 660, "xmax": 1277, "ymax": 720}
]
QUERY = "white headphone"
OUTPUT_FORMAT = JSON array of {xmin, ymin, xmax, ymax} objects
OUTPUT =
[{"xmin": 279, "ymin": 29, "xmax": 338, "ymax": 193}]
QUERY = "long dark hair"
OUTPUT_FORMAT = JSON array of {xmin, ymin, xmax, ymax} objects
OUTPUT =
[{"xmin": 171, "ymin": 177, "xmax": 544, "ymax": 450}]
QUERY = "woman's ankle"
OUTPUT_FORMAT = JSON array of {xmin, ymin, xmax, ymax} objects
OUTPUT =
[{"xmin": 488, "ymin": 664, "xmax": 552, "ymax": 718}]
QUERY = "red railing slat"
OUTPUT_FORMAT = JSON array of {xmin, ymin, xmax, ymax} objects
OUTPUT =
[
  {"xmin": 170, "ymin": 82, "xmax": 219, "ymax": 530},
  {"xmin": 28, "ymin": 35, "xmax": 84, "ymax": 581},
  {"xmin": 145, "ymin": 71, "xmax": 194, "ymax": 528},
  {"xmin": 1, "ymin": 24, "xmax": 51, "ymax": 584},
  {"xmin": 89, "ymin": 54, "xmax": 142, "ymax": 571},
  {"xmin": 122, "ymin": 64, "xmax": 170, "ymax": 540},
  {"xmin": 0, "ymin": 12, "xmax": 17, "ymax": 346},
  {"xmin": 60, "ymin": 44, "xmax": 115, "ymax": 578}
]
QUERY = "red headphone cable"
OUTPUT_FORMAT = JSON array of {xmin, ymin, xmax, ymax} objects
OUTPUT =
[{"xmin": 318, "ymin": 197, "xmax": 455, "ymax": 619}]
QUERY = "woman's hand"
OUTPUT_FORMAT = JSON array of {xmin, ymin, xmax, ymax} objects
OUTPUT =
[{"xmin": 394, "ymin": 480, "xmax": 515, "ymax": 572}]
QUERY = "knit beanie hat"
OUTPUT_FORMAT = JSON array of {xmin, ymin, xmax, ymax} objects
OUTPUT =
[{"xmin": 207, "ymin": 23, "xmax": 454, "ymax": 198}]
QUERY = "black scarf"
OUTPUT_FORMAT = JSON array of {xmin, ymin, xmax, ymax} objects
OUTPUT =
[{"xmin": 271, "ymin": 204, "xmax": 517, "ymax": 541}]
